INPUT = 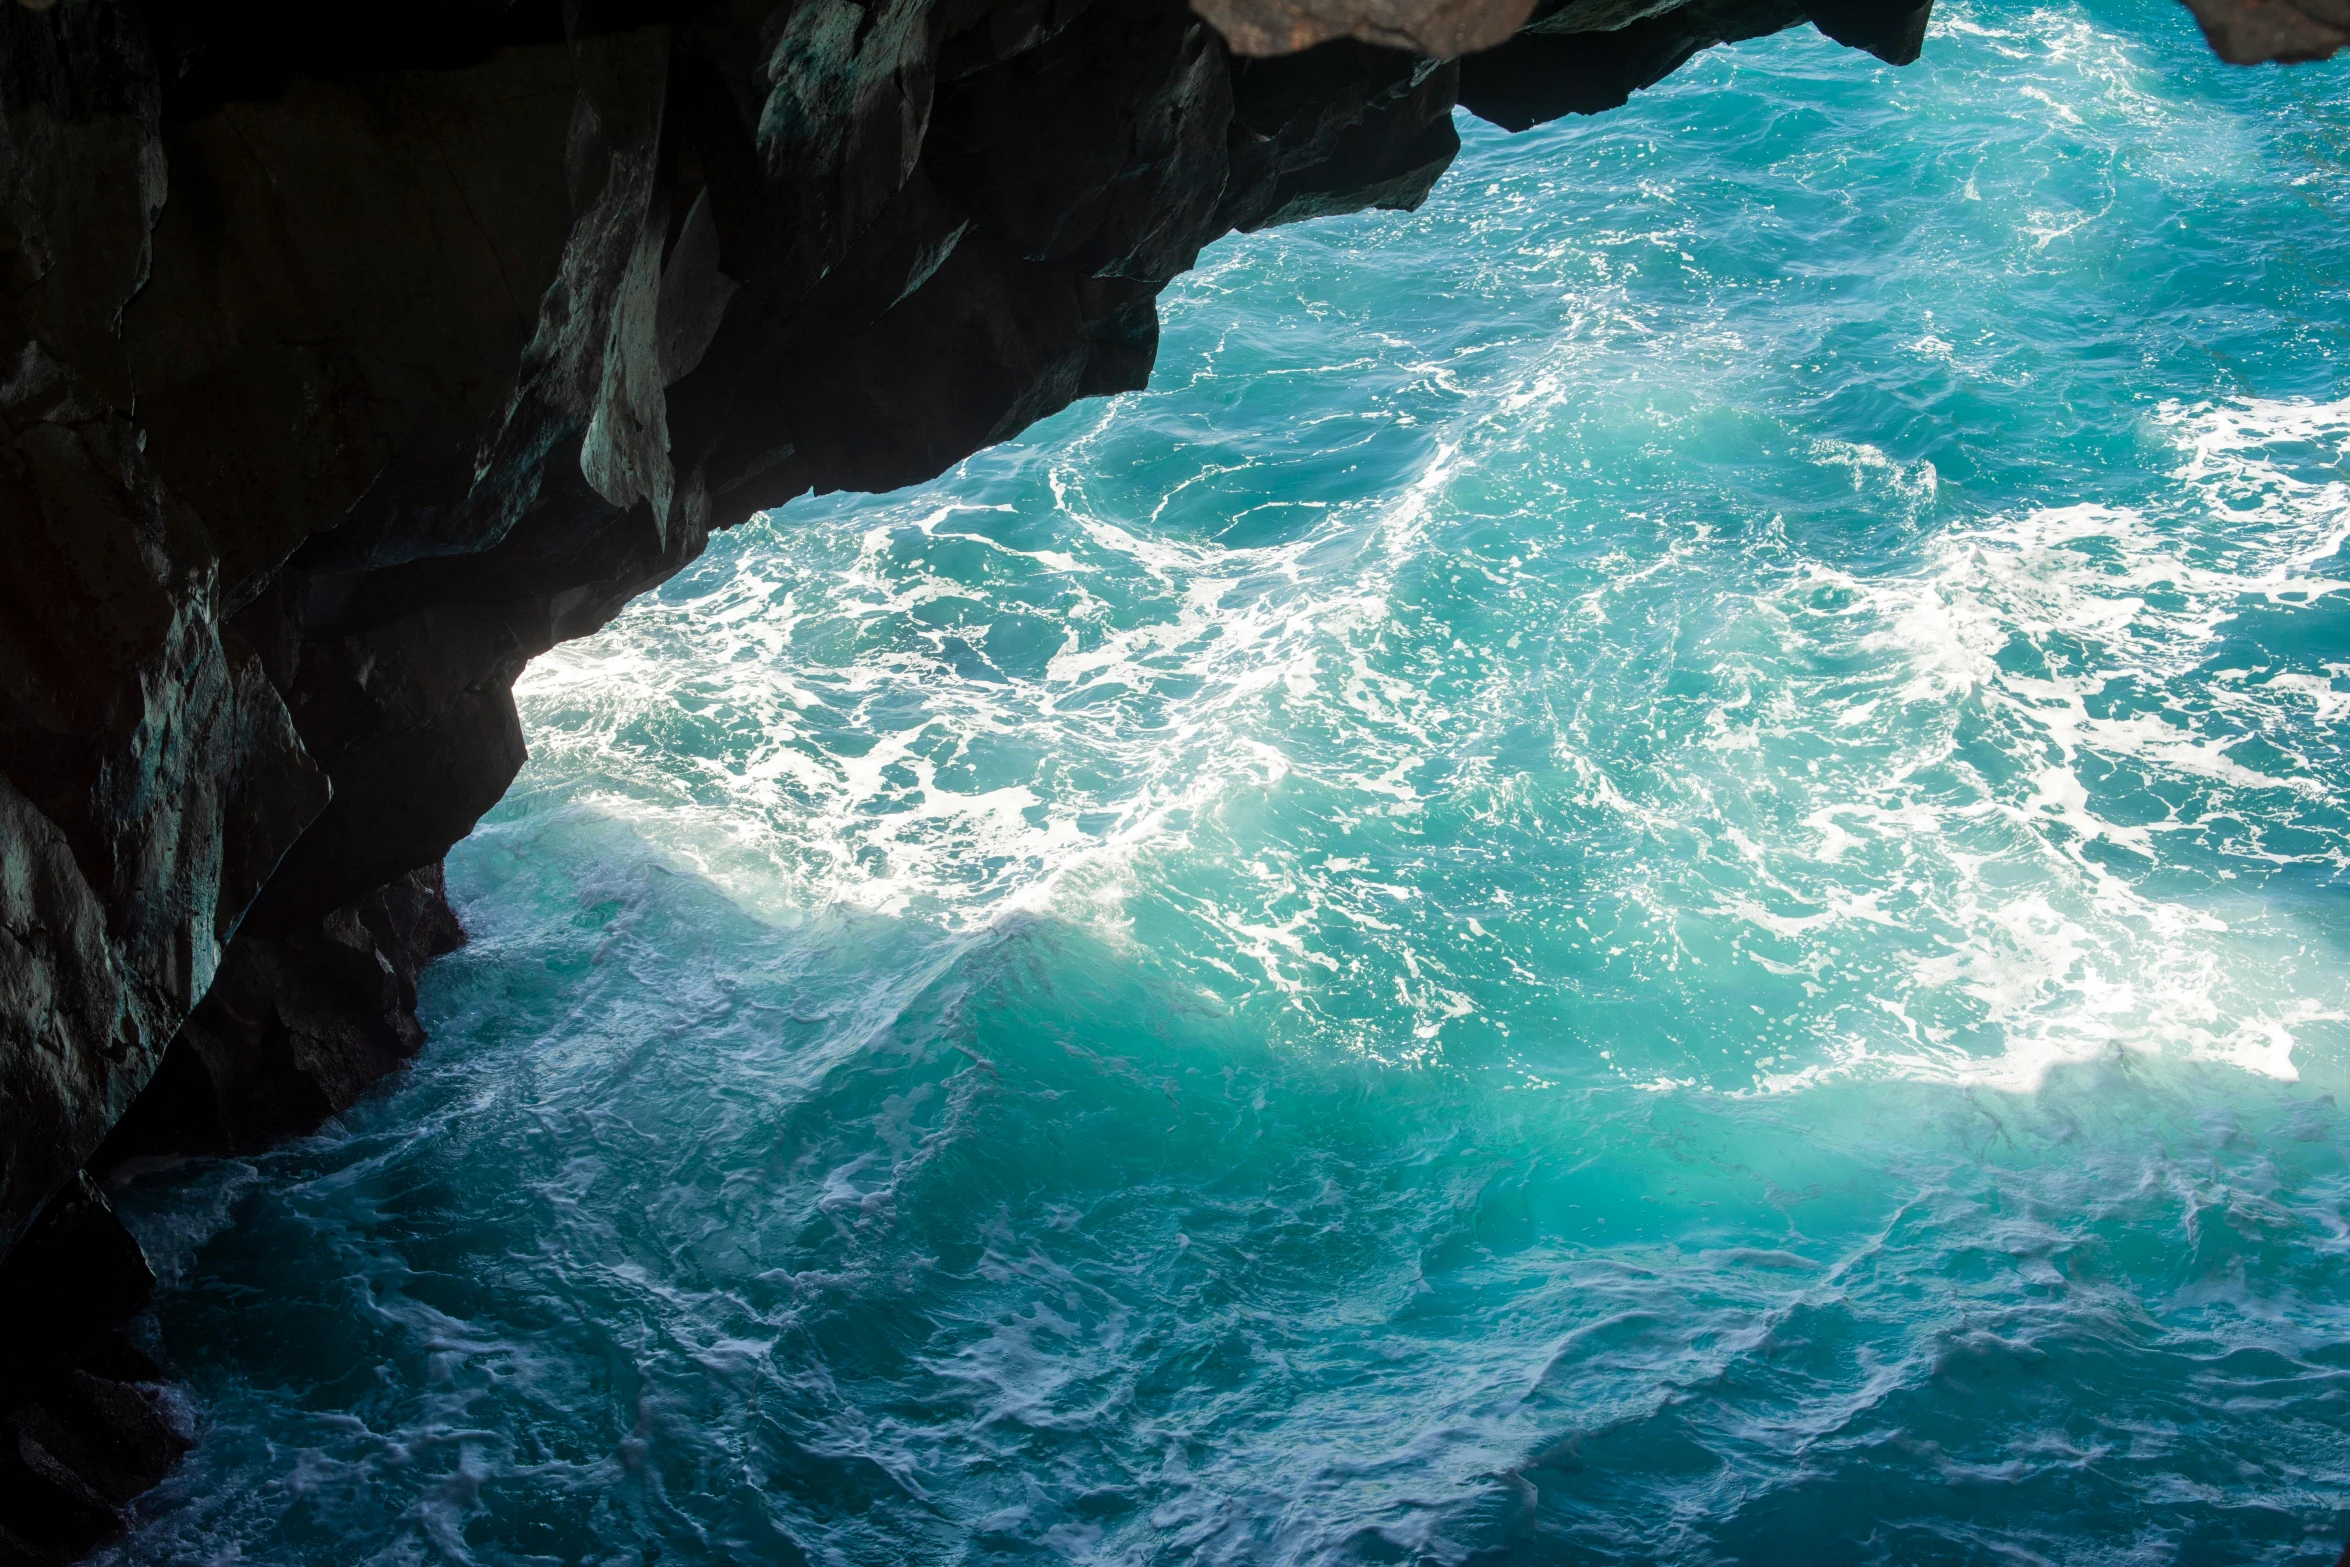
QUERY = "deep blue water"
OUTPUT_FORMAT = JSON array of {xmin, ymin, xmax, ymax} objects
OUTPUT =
[{"xmin": 109, "ymin": 5, "xmax": 2350, "ymax": 1562}]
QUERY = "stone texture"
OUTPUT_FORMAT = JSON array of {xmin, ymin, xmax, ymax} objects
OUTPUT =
[
  {"xmin": 2182, "ymin": 0, "xmax": 2350, "ymax": 62},
  {"xmin": 1195, "ymin": 0, "xmax": 1537, "ymax": 57},
  {"xmin": 0, "ymin": 1348, "xmax": 188, "ymax": 1565},
  {"xmin": 0, "ymin": 1176, "xmax": 184, "ymax": 1564},
  {"xmin": 1211, "ymin": 0, "xmax": 2344, "ymax": 69},
  {"xmin": 1457, "ymin": 0, "xmax": 1932, "ymax": 129},
  {"xmin": 93, "ymin": 864, "xmax": 467, "ymax": 1161}
]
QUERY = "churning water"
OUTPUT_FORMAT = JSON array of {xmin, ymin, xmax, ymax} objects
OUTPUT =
[{"xmin": 108, "ymin": 3, "xmax": 2350, "ymax": 1561}]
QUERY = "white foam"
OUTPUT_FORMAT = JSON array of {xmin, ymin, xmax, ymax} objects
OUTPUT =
[
  {"xmin": 510, "ymin": 62, "xmax": 2349, "ymax": 1089},
  {"xmin": 1737, "ymin": 396, "xmax": 2350, "ymax": 1089}
]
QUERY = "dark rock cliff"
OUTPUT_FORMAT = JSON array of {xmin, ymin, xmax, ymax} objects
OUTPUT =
[{"xmin": 0, "ymin": 0, "xmax": 2328, "ymax": 1554}]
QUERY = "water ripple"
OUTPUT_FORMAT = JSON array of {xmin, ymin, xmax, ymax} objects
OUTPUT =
[{"xmin": 110, "ymin": 3, "xmax": 2350, "ymax": 1563}]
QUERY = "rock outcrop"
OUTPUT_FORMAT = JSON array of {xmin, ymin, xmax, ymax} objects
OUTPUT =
[
  {"xmin": 2181, "ymin": 0, "xmax": 2350, "ymax": 62},
  {"xmin": 0, "ymin": 1175, "xmax": 184, "ymax": 1565},
  {"xmin": 0, "ymin": 0, "xmax": 2333, "ymax": 1552}
]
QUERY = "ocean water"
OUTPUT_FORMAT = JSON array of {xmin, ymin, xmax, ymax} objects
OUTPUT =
[{"xmin": 107, "ymin": 4, "xmax": 2350, "ymax": 1563}]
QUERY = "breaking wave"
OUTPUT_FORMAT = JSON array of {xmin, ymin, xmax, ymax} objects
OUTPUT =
[{"xmin": 109, "ymin": 4, "xmax": 2350, "ymax": 1563}]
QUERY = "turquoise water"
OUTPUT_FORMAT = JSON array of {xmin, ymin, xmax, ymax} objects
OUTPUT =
[{"xmin": 109, "ymin": 5, "xmax": 2350, "ymax": 1562}]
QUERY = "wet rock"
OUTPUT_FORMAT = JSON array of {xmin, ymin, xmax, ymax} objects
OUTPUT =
[
  {"xmin": 2181, "ymin": 0, "xmax": 2349, "ymax": 62},
  {"xmin": 0, "ymin": 1175, "xmax": 152, "ymax": 1405},
  {"xmin": 1457, "ymin": 0, "xmax": 1932, "ymax": 131},
  {"xmin": 0, "ymin": 1355, "xmax": 187, "ymax": 1567},
  {"xmin": 94, "ymin": 864, "xmax": 467, "ymax": 1160},
  {"xmin": 0, "ymin": 1178, "xmax": 184, "ymax": 1565},
  {"xmin": 1193, "ymin": 0, "xmax": 1538, "ymax": 57}
]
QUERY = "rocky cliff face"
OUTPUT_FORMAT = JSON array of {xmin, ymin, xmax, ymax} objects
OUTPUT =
[{"xmin": 0, "ymin": 0, "xmax": 2328, "ymax": 1555}]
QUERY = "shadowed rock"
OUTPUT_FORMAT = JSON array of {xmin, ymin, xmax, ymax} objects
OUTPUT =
[
  {"xmin": 1194, "ymin": 0, "xmax": 1537, "ymax": 56},
  {"xmin": 1190, "ymin": 0, "xmax": 2339, "ymax": 69},
  {"xmin": 1456, "ymin": 0, "xmax": 1931, "ymax": 131},
  {"xmin": 93, "ymin": 864, "xmax": 466, "ymax": 1161},
  {"xmin": 0, "ymin": 1177, "xmax": 185, "ymax": 1564},
  {"xmin": 2181, "ymin": 0, "xmax": 2350, "ymax": 61}
]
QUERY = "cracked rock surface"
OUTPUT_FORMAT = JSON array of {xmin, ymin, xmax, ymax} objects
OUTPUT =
[{"xmin": 0, "ymin": 0, "xmax": 2324, "ymax": 1549}]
